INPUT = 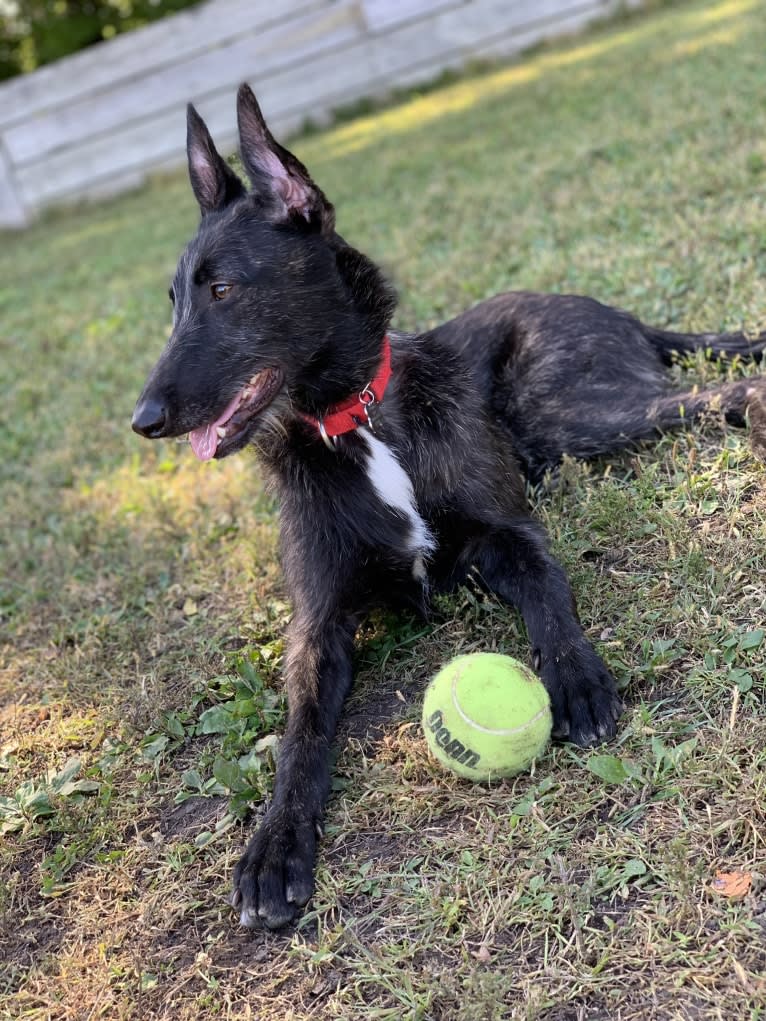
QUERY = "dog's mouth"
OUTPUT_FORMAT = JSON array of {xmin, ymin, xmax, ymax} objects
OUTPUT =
[{"xmin": 188, "ymin": 367, "xmax": 284, "ymax": 461}]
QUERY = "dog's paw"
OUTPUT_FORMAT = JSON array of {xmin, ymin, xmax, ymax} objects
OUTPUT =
[
  {"xmin": 232, "ymin": 806, "xmax": 318, "ymax": 930},
  {"xmin": 541, "ymin": 642, "xmax": 622, "ymax": 747}
]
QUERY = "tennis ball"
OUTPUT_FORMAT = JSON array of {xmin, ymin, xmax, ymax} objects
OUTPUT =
[{"xmin": 422, "ymin": 653, "xmax": 552, "ymax": 781}]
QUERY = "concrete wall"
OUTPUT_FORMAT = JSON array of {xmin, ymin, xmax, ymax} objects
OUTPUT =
[{"xmin": 0, "ymin": 0, "xmax": 641, "ymax": 228}]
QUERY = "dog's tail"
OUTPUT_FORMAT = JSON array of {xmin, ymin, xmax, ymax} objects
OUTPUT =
[{"xmin": 644, "ymin": 324, "xmax": 766, "ymax": 365}]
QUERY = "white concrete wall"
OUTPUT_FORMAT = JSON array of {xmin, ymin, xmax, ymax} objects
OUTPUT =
[{"xmin": 0, "ymin": 0, "xmax": 640, "ymax": 228}]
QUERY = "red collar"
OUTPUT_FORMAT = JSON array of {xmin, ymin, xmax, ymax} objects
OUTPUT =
[{"xmin": 301, "ymin": 336, "xmax": 392, "ymax": 449}]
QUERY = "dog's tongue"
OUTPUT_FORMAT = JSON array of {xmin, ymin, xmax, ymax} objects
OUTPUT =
[{"xmin": 189, "ymin": 391, "xmax": 243, "ymax": 461}]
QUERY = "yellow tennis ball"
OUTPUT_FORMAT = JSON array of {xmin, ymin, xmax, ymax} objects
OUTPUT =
[{"xmin": 422, "ymin": 653, "xmax": 552, "ymax": 781}]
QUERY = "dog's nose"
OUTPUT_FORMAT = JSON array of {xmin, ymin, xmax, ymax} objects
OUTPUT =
[{"xmin": 132, "ymin": 397, "xmax": 168, "ymax": 438}]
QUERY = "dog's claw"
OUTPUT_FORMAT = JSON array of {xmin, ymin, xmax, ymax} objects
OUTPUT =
[
  {"xmin": 239, "ymin": 905, "xmax": 259, "ymax": 928},
  {"xmin": 285, "ymin": 872, "xmax": 314, "ymax": 909}
]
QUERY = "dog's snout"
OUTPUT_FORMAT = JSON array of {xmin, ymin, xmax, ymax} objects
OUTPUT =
[{"xmin": 132, "ymin": 396, "xmax": 168, "ymax": 438}]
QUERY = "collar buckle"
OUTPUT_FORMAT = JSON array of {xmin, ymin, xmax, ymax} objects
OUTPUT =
[{"xmin": 317, "ymin": 417, "xmax": 339, "ymax": 451}]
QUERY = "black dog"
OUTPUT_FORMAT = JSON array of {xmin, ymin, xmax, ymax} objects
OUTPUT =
[{"xmin": 132, "ymin": 85, "xmax": 766, "ymax": 929}]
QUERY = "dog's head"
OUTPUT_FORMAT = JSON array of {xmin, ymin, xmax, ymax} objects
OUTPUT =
[{"xmin": 132, "ymin": 85, "xmax": 395, "ymax": 460}]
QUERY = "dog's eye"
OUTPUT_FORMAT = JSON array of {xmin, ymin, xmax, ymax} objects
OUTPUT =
[{"xmin": 211, "ymin": 283, "xmax": 232, "ymax": 301}]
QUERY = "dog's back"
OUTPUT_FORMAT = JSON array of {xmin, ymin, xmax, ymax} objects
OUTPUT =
[{"xmin": 430, "ymin": 291, "xmax": 766, "ymax": 480}]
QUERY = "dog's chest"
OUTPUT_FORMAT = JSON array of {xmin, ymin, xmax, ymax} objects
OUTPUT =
[{"xmin": 361, "ymin": 430, "xmax": 434, "ymax": 579}]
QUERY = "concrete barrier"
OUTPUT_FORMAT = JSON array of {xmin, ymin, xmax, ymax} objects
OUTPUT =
[{"xmin": 0, "ymin": 0, "xmax": 640, "ymax": 228}]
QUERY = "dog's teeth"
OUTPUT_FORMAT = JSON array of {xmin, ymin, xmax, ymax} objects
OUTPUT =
[{"xmin": 216, "ymin": 426, "xmax": 227, "ymax": 439}]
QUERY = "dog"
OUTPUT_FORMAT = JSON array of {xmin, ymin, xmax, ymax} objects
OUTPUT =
[{"xmin": 132, "ymin": 84, "xmax": 766, "ymax": 929}]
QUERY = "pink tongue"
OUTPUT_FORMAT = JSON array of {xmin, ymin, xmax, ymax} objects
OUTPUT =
[{"xmin": 188, "ymin": 391, "xmax": 243, "ymax": 461}]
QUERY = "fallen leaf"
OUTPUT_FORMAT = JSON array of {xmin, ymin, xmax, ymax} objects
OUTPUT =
[
  {"xmin": 471, "ymin": 944, "xmax": 491, "ymax": 963},
  {"xmin": 712, "ymin": 870, "xmax": 752, "ymax": 900},
  {"xmin": 182, "ymin": 598, "xmax": 198, "ymax": 617}
]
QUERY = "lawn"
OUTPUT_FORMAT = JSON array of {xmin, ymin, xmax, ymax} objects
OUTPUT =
[{"xmin": 2, "ymin": 0, "xmax": 766, "ymax": 1018}]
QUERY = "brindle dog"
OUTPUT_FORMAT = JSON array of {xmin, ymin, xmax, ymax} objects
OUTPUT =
[{"xmin": 133, "ymin": 84, "xmax": 765, "ymax": 929}]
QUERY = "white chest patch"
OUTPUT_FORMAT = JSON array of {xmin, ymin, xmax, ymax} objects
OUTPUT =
[{"xmin": 362, "ymin": 431, "xmax": 434, "ymax": 564}]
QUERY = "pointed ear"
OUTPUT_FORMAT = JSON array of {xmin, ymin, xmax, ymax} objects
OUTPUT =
[
  {"xmin": 236, "ymin": 83, "xmax": 335, "ymax": 232},
  {"xmin": 186, "ymin": 105, "xmax": 246, "ymax": 216}
]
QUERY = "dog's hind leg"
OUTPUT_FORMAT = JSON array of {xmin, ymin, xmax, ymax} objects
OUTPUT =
[
  {"xmin": 232, "ymin": 611, "xmax": 357, "ymax": 929},
  {"xmin": 465, "ymin": 518, "xmax": 622, "ymax": 746},
  {"xmin": 646, "ymin": 376, "xmax": 766, "ymax": 436},
  {"xmin": 512, "ymin": 375, "xmax": 766, "ymax": 483}
]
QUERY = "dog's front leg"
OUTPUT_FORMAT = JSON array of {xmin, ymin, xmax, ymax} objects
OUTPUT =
[
  {"xmin": 232, "ymin": 610, "xmax": 356, "ymax": 929},
  {"xmin": 466, "ymin": 518, "xmax": 622, "ymax": 747}
]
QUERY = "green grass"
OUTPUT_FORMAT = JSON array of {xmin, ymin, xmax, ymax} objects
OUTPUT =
[{"xmin": 2, "ymin": 0, "xmax": 766, "ymax": 1017}]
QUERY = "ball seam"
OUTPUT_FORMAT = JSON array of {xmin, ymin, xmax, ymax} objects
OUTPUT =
[{"xmin": 451, "ymin": 675, "xmax": 550, "ymax": 736}]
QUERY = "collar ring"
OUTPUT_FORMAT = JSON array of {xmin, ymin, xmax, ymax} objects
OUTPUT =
[{"xmin": 359, "ymin": 384, "xmax": 376, "ymax": 407}]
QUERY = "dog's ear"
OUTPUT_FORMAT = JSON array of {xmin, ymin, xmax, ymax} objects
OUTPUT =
[
  {"xmin": 186, "ymin": 104, "xmax": 246, "ymax": 216},
  {"xmin": 236, "ymin": 83, "xmax": 335, "ymax": 233}
]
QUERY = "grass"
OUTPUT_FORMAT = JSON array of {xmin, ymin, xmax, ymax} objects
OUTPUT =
[{"xmin": 2, "ymin": 0, "xmax": 766, "ymax": 1017}]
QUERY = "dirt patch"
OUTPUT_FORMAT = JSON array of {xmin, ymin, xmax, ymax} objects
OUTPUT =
[
  {"xmin": 0, "ymin": 907, "xmax": 67, "ymax": 995},
  {"xmin": 158, "ymin": 795, "xmax": 229, "ymax": 841},
  {"xmin": 538, "ymin": 1004, "xmax": 610, "ymax": 1021},
  {"xmin": 340, "ymin": 676, "xmax": 423, "ymax": 746}
]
